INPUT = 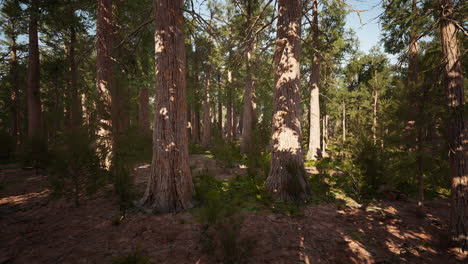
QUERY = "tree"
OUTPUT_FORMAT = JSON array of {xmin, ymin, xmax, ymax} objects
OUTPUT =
[
  {"xmin": 139, "ymin": 0, "xmax": 194, "ymax": 212},
  {"xmin": 438, "ymin": 0, "xmax": 467, "ymax": 253},
  {"xmin": 266, "ymin": 0, "xmax": 309, "ymax": 202},
  {"xmin": 96, "ymin": 0, "xmax": 114, "ymax": 165},
  {"xmin": 27, "ymin": 0, "xmax": 42, "ymax": 140},
  {"xmin": 306, "ymin": 0, "xmax": 321, "ymax": 161}
]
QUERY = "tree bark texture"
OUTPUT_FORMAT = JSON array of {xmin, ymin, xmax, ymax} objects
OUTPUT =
[
  {"xmin": 439, "ymin": 0, "xmax": 468, "ymax": 253},
  {"xmin": 27, "ymin": 0, "xmax": 42, "ymax": 140},
  {"xmin": 266, "ymin": 0, "xmax": 309, "ymax": 202},
  {"xmin": 202, "ymin": 75, "xmax": 211, "ymax": 148},
  {"xmin": 306, "ymin": 0, "xmax": 321, "ymax": 160},
  {"xmin": 140, "ymin": 0, "xmax": 194, "ymax": 212}
]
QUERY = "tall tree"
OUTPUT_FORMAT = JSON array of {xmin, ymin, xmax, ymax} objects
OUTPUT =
[
  {"xmin": 438, "ymin": 0, "xmax": 467, "ymax": 253},
  {"xmin": 27, "ymin": 0, "xmax": 42, "ymax": 140},
  {"xmin": 96, "ymin": 0, "xmax": 114, "ymax": 165},
  {"xmin": 306, "ymin": 0, "xmax": 321, "ymax": 160},
  {"xmin": 139, "ymin": 0, "xmax": 194, "ymax": 212},
  {"xmin": 266, "ymin": 0, "xmax": 309, "ymax": 201}
]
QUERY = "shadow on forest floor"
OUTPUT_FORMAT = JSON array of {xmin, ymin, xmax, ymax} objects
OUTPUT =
[{"xmin": 0, "ymin": 157, "xmax": 466, "ymax": 264}]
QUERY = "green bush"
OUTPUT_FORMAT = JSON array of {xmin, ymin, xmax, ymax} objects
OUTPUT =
[
  {"xmin": 48, "ymin": 129, "xmax": 104, "ymax": 206},
  {"xmin": 210, "ymin": 137, "xmax": 242, "ymax": 167},
  {"xmin": 21, "ymin": 136, "xmax": 50, "ymax": 174}
]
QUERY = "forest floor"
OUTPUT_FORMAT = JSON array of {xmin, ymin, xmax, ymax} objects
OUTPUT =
[{"xmin": 0, "ymin": 155, "xmax": 466, "ymax": 264}]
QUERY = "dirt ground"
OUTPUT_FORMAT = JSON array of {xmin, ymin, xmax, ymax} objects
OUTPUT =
[{"xmin": 1, "ymin": 157, "xmax": 466, "ymax": 264}]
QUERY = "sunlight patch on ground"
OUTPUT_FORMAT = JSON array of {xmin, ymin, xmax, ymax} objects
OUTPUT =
[{"xmin": 0, "ymin": 190, "xmax": 50, "ymax": 206}]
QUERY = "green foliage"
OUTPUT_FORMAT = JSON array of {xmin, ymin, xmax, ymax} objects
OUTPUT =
[
  {"xmin": 48, "ymin": 129, "xmax": 104, "ymax": 206},
  {"xmin": 111, "ymin": 248, "xmax": 151, "ymax": 264},
  {"xmin": 21, "ymin": 137, "xmax": 50, "ymax": 174},
  {"xmin": 210, "ymin": 137, "xmax": 242, "ymax": 167},
  {"xmin": 194, "ymin": 174, "xmax": 256, "ymax": 264}
]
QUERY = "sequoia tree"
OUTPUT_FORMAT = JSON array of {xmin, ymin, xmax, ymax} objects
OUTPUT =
[
  {"xmin": 438, "ymin": 0, "xmax": 467, "ymax": 253},
  {"xmin": 306, "ymin": 0, "xmax": 321, "ymax": 160},
  {"xmin": 139, "ymin": 0, "xmax": 194, "ymax": 212},
  {"xmin": 266, "ymin": 0, "xmax": 309, "ymax": 201},
  {"xmin": 27, "ymin": 0, "xmax": 42, "ymax": 139}
]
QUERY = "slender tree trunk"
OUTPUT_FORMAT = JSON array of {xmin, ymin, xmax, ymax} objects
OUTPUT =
[
  {"xmin": 342, "ymin": 100, "xmax": 346, "ymax": 143},
  {"xmin": 138, "ymin": 87, "xmax": 150, "ymax": 135},
  {"xmin": 9, "ymin": 34, "xmax": 20, "ymax": 149},
  {"xmin": 70, "ymin": 25, "xmax": 81, "ymax": 129},
  {"xmin": 322, "ymin": 115, "xmax": 328, "ymax": 157},
  {"xmin": 192, "ymin": 108, "xmax": 200, "ymax": 143},
  {"xmin": 202, "ymin": 75, "xmax": 211, "ymax": 148},
  {"xmin": 96, "ymin": 0, "xmax": 114, "ymax": 166},
  {"xmin": 140, "ymin": 0, "xmax": 193, "ymax": 212},
  {"xmin": 27, "ymin": 0, "xmax": 42, "ymax": 140},
  {"xmin": 408, "ymin": 0, "xmax": 425, "ymax": 209},
  {"xmin": 306, "ymin": 0, "xmax": 321, "ymax": 160},
  {"xmin": 439, "ymin": 0, "xmax": 468, "ymax": 253},
  {"xmin": 372, "ymin": 89, "xmax": 378, "ymax": 144},
  {"xmin": 217, "ymin": 72, "xmax": 222, "ymax": 134},
  {"xmin": 266, "ymin": 0, "xmax": 309, "ymax": 202},
  {"xmin": 226, "ymin": 70, "xmax": 233, "ymax": 141},
  {"xmin": 233, "ymin": 106, "xmax": 238, "ymax": 138},
  {"xmin": 240, "ymin": 0, "xmax": 256, "ymax": 154}
]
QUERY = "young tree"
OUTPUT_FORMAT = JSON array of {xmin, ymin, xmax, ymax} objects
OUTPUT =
[
  {"xmin": 266, "ymin": 0, "xmax": 309, "ymax": 201},
  {"xmin": 139, "ymin": 0, "xmax": 194, "ymax": 212},
  {"xmin": 438, "ymin": 0, "xmax": 467, "ymax": 253},
  {"xmin": 27, "ymin": 0, "xmax": 42, "ymax": 140}
]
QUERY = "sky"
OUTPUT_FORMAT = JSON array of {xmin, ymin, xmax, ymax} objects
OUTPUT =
[{"xmin": 343, "ymin": 0, "xmax": 399, "ymax": 63}]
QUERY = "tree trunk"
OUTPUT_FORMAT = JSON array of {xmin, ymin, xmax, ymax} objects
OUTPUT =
[
  {"xmin": 322, "ymin": 115, "xmax": 328, "ymax": 157},
  {"xmin": 306, "ymin": 0, "xmax": 321, "ymax": 160},
  {"xmin": 138, "ymin": 87, "xmax": 150, "ymax": 135},
  {"xmin": 266, "ymin": 0, "xmax": 309, "ymax": 202},
  {"xmin": 27, "ymin": 0, "xmax": 42, "ymax": 140},
  {"xmin": 192, "ymin": 108, "xmax": 200, "ymax": 143},
  {"xmin": 439, "ymin": 0, "xmax": 468, "ymax": 253},
  {"xmin": 217, "ymin": 72, "xmax": 222, "ymax": 134},
  {"xmin": 9, "ymin": 33, "xmax": 20, "ymax": 149},
  {"xmin": 202, "ymin": 75, "xmax": 211, "ymax": 148},
  {"xmin": 140, "ymin": 0, "xmax": 194, "ymax": 212},
  {"xmin": 240, "ymin": 0, "xmax": 256, "ymax": 154},
  {"xmin": 96, "ymin": 0, "xmax": 114, "ymax": 166},
  {"xmin": 226, "ymin": 70, "xmax": 233, "ymax": 141},
  {"xmin": 342, "ymin": 100, "xmax": 346, "ymax": 143},
  {"xmin": 372, "ymin": 89, "xmax": 378, "ymax": 144},
  {"xmin": 70, "ymin": 25, "xmax": 81, "ymax": 129}
]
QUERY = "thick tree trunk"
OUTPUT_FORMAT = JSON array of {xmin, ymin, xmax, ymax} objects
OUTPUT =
[
  {"xmin": 140, "ymin": 0, "xmax": 194, "ymax": 212},
  {"xmin": 439, "ymin": 0, "xmax": 468, "ymax": 253},
  {"xmin": 266, "ymin": 0, "xmax": 309, "ymax": 202},
  {"xmin": 27, "ymin": 0, "xmax": 42, "ymax": 140},
  {"xmin": 306, "ymin": 0, "xmax": 321, "ymax": 160},
  {"xmin": 96, "ymin": 0, "xmax": 114, "ymax": 166},
  {"xmin": 138, "ymin": 87, "xmax": 150, "ymax": 135},
  {"xmin": 202, "ymin": 75, "xmax": 211, "ymax": 148}
]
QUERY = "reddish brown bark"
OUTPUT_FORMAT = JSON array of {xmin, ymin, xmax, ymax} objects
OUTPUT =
[
  {"xmin": 139, "ymin": 0, "xmax": 193, "ymax": 212},
  {"xmin": 27, "ymin": 0, "xmax": 42, "ymax": 140},
  {"xmin": 9, "ymin": 32, "xmax": 20, "ymax": 148},
  {"xmin": 226, "ymin": 70, "xmax": 233, "ymax": 141},
  {"xmin": 439, "ymin": 0, "xmax": 468, "ymax": 253},
  {"xmin": 202, "ymin": 73, "xmax": 211, "ymax": 148},
  {"xmin": 266, "ymin": 0, "xmax": 308, "ymax": 202}
]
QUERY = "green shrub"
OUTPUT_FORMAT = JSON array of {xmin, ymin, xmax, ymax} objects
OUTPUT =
[
  {"xmin": 210, "ymin": 137, "xmax": 242, "ymax": 167},
  {"xmin": 21, "ymin": 136, "xmax": 50, "ymax": 175},
  {"xmin": 48, "ymin": 129, "xmax": 104, "ymax": 206}
]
